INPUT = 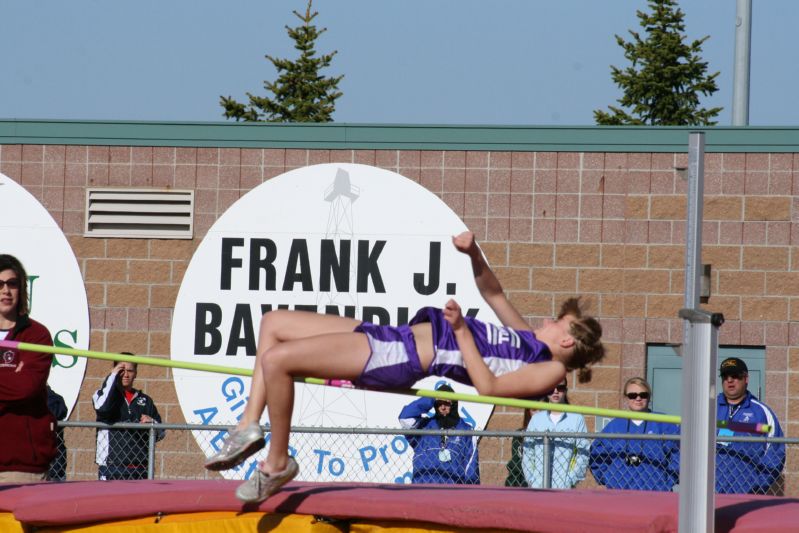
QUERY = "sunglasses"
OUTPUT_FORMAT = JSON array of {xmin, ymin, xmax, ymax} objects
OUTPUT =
[
  {"xmin": 626, "ymin": 392, "xmax": 650, "ymax": 400},
  {"xmin": 721, "ymin": 373, "xmax": 745, "ymax": 381},
  {"xmin": 551, "ymin": 385, "xmax": 568, "ymax": 393},
  {"xmin": 0, "ymin": 279, "xmax": 20, "ymax": 290}
]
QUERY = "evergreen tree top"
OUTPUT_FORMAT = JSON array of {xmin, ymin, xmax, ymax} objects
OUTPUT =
[
  {"xmin": 595, "ymin": 0, "xmax": 722, "ymax": 126},
  {"xmin": 220, "ymin": 1, "xmax": 343, "ymax": 123}
]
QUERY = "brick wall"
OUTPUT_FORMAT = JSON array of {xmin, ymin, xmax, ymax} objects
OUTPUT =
[{"xmin": 2, "ymin": 143, "xmax": 798, "ymax": 490}]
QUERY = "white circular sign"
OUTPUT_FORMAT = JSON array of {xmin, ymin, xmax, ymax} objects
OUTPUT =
[
  {"xmin": 172, "ymin": 164, "xmax": 497, "ymax": 482},
  {"xmin": 0, "ymin": 173, "xmax": 90, "ymax": 417}
]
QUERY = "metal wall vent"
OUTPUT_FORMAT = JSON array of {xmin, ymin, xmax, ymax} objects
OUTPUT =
[{"xmin": 85, "ymin": 188, "xmax": 194, "ymax": 239}]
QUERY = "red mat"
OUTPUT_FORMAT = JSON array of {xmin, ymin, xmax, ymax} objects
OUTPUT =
[{"xmin": 0, "ymin": 480, "xmax": 797, "ymax": 532}]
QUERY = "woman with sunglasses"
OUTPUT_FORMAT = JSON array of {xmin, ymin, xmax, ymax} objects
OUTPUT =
[
  {"xmin": 589, "ymin": 377, "xmax": 679, "ymax": 491},
  {"xmin": 0, "ymin": 254, "xmax": 57, "ymax": 483},
  {"xmin": 521, "ymin": 379, "xmax": 588, "ymax": 489}
]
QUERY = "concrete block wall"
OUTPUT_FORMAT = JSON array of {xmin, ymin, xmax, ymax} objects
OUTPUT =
[{"xmin": 2, "ymin": 143, "xmax": 798, "ymax": 490}]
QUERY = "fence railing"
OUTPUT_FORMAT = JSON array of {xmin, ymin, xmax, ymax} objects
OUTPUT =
[{"xmin": 51, "ymin": 421, "xmax": 796, "ymax": 496}]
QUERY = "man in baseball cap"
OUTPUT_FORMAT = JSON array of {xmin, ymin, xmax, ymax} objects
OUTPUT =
[
  {"xmin": 715, "ymin": 356, "xmax": 784, "ymax": 494},
  {"xmin": 719, "ymin": 357, "xmax": 748, "ymax": 403}
]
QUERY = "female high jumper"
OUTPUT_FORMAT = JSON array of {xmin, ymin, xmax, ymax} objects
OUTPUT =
[{"xmin": 205, "ymin": 231, "xmax": 605, "ymax": 503}]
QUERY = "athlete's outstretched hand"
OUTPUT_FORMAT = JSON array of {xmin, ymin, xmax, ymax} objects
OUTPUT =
[
  {"xmin": 452, "ymin": 231, "xmax": 477, "ymax": 256},
  {"xmin": 443, "ymin": 299, "xmax": 465, "ymax": 332}
]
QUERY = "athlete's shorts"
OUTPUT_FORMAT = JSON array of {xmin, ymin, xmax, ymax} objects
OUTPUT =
[{"xmin": 353, "ymin": 322, "xmax": 425, "ymax": 389}]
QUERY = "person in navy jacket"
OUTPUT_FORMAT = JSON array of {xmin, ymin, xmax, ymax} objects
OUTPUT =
[
  {"xmin": 590, "ymin": 377, "xmax": 679, "ymax": 491},
  {"xmin": 399, "ymin": 383, "xmax": 479, "ymax": 484},
  {"xmin": 716, "ymin": 357, "xmax": 784, "ymax": 494}
]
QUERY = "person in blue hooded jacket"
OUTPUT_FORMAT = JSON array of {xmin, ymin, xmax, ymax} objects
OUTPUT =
[
  {"xmin": 590, "ymin": 377, "xmax": 679, "ymax": 491},
  {"xmin": 398, "ymin": 383, "xmax": 479, "ymax": 484},
  {"xmin": 715, "ymin": 357, "xmax": 784, "ymax": 494}
]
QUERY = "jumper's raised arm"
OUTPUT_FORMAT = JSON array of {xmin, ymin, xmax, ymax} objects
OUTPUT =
[{"xmin": 453, "ymin": 231, "xmax": 530, "ymax": 332}]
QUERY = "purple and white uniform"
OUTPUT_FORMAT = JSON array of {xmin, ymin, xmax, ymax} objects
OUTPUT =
[
  {"xmin": 352, "ymin": 322, "xmax": 423, "ymax": 389},
  {"xmin": 353, "ymin": 307, "xmax": 551, "ymax": 389}
]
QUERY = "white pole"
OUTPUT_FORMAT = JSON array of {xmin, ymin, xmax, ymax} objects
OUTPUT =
[
  {"xmin": 678, "ymin": 132, "xmax": 720, "ymax": 532},
  {"xmin": 678, "ymin": 309, "xmax": 722, "ymax": 533},
  {"xmin": 683, "ymin": 133, "xmax": 704, "ymax": 309},
  {"xmin": 732, "ymin": 0, "xmax": 752, "ymax": 125}
]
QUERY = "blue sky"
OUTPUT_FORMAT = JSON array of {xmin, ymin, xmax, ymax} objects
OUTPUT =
[{"xmin": 2, "ymin": 1, "xmax": 797, "ymax": 126}]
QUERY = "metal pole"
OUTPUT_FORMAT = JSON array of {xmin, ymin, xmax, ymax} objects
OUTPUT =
[
  {"xmin": 148, "ymin": 425, "xmax": 156, "ymax": 479},
  {"xmin": 678, "ymin": 131, "xmax": 718, "ymax": 533},
  {"xmin": 681, "ymin": 132, "xmax": 706, "ymax": 361},
  {"xmin": 678, "ymin": 309, "xmax": 722, "ymax": 533},
  {"xmin": 542, "ymin": 434, "xmax": 552, "ymax": 489},
  {"xmin": 732, "ymin": 0, "xmax": 752, "ymax": 125},
  {"xmin": 684, "ymin": 132, "xmax": 705, "ymax": 310}
]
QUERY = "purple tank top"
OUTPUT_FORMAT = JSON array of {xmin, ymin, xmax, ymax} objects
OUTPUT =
[{"xmin": 409, "ymin": 307, "xmax": 551, "ymax": 386}]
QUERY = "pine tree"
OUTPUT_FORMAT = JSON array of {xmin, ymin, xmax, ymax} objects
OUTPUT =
[
  {"xmin": 220, "ymin": 1, "xmax": 343, "ymax": 122},
  {"xmin": 594, "ymin": 0, "xmax": 722, "ymax": 126}
]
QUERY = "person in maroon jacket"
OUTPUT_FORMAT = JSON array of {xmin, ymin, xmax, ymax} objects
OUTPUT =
[{"xmin": 0, "ymin": 254, "xmax": 56, "ymax": 483}]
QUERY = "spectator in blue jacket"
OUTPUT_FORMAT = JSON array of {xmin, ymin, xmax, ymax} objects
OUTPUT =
[
  {"xmin": 399, "ymin": 383, "xmax": 479, "ymax": 484},
  {"xmin": 522, "ymin": 378, "xmax": 588, "ymax": 488},
  {"xmin": 590, "ymin": 377, "xmax": 679, "ymax": 491},
  {"xmin": 716, "ymin": 357, "xmax": 784, "ymax": 494}
]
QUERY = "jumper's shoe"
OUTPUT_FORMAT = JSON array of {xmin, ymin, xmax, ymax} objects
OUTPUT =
[
  {"xmin": 235, "ymin": 457, "xmax": 299, "ymax": 504},
  {"xmin": 204, "ymin": 422, "xmax": 265, "ymax": 471}
]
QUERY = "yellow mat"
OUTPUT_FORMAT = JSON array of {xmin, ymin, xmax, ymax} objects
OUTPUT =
[{"xmin": 3, "ymin": 511, "xmax": 503, "ymax": 533}]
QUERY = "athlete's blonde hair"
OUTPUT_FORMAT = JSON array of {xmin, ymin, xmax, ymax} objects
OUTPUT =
[{"xmin": 557, "ymin": 297, "xmax": 604, "ymax": 383}]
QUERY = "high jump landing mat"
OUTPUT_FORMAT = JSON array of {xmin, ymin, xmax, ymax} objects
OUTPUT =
[{"xmin": 1, "ymin": 480, "xmax": 798, "ymax": 532}]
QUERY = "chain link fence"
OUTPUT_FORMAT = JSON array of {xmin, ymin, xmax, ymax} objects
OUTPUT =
[{"xmin": 48, "ymin": 421, "xmax": 794, "ymax": 496}]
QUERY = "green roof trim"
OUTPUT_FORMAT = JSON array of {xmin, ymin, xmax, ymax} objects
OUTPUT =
[{"xmin": 1, "ymin": 119, "xmax": 798, "ymax": 152}]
